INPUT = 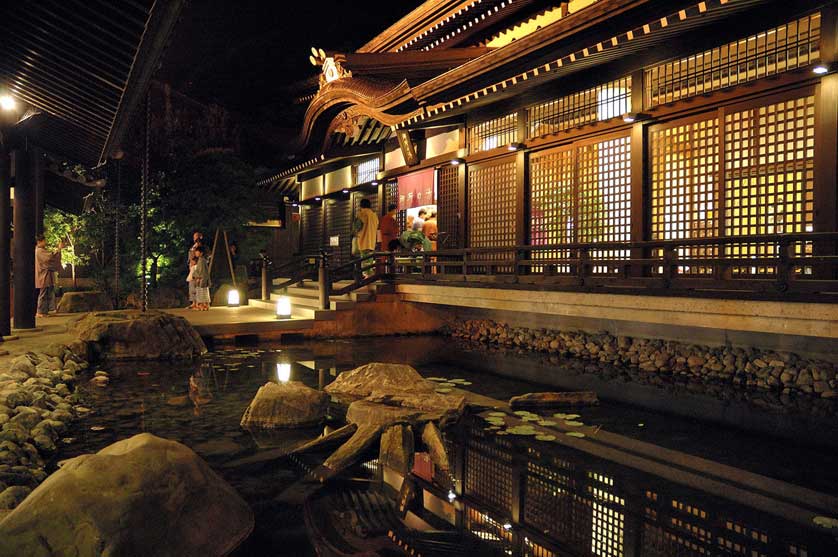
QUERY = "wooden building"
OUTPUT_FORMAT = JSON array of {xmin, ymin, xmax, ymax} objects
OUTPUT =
[{"xmin": 261, "ymin": 0, "xmax": 838, "ymax": 308}]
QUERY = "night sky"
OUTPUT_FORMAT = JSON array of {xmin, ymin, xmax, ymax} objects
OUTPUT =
[{"xmin": 159, "ymin": 1, "xmax": 413, "ymax": 115}]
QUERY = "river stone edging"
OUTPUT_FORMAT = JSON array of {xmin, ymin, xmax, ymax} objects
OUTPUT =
[
  {"xmin": 0, "ymin": 341, "xmax": 89, "ymax": 515},
  {"xmin": 448, "ymin": 319, "xmax": 838, "ymax": 404}
]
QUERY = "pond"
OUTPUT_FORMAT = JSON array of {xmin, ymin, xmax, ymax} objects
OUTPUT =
[{"xmin": 58, "ymin": 335, "xmax": 838, "ymax": 556}]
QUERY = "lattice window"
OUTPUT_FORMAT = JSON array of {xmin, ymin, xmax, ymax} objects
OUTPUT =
[
  {"xmin": 465, "ymin": 430, "xmax": 513, "ymax": 513},
  {"xmin": 468, "ymin": 158, "xmax": 518, "ymax": 271},
  {"xmin": 646, "ymin": 14, "xmax": 821, "ymax": 108},
  {"xmin": 300, "ymin": 205, "xmax": 323, "ymax": 254},
  {"xmin": 530, "ymin": 147, "xmax": 575, "ymax": 273},
  {"xmin": 325, "ymin": 198, "xmax": 352, "ymax": 266},
  {"xmin": 354, "ymin": 156, "xmax": 380, "ymax": 185},
  {"xmin": 465, "ymin": 505, "xmax": 514, "ymax": 551},
  {"xmin": 528, "ymin": 135, "xmax": 630, "ymax": 275},
  {"xmin": 384, "ymin": 180, "xmax": 406, "ymax": 233},
  {"xmin": 650, "ymin": 116, "xmax": 720, "ymax": 275},
  {"xmin": 578, "ymin": 136, "xmax": 631, "ymax": 273},
  {"xmin": 528, "ymin": 77, "xmax": 631, "ymax": 138},
  {"xmin": 437, "ymin": 164, "xmax": 461, "ymax": 249},
  {"xmin": 469, "ymin": 112, "xmax": 518, "ymax": 154},
  {"xmin": 724, "ymin": 95, "xmax": 815, "ymax": 276}
]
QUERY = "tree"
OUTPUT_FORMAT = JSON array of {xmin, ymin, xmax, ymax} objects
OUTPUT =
[{"xmin": 43, "ymin": 208, "xmax": 90, "ymax": 287}]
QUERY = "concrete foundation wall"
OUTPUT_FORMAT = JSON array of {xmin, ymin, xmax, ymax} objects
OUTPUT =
[
  {"xmin": 307, "ymin": 294, "xmax": 445, "ymax": 338},
  {"xmin": 396, "ymin": 284, "xmax": 838, "ymax": 360}
]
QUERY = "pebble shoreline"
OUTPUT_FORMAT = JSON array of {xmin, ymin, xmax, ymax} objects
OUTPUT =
[
  {"xmin": 0, "ymin": 341, "xmax": 92, "ymax": 512},
  {"xmin": 447, "ymin": 319, "xmax": 838, "ymax": 414}
]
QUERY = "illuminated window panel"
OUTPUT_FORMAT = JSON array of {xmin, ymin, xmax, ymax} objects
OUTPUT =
[
  {"xmin": 468, "ymin": 159, "xmax": 518, "ymax": 272},
  {"xmin": 465, "ymin": 505, "xmax": 514, "ymax": 552},
  {"xmin": 354, "ymin": 156, "xmax": 380, "ymax": 185},
  {"xmin": 527, "ymin": 77, "xmax": 632, "ymax": 138},
  {"xmin": 646, "ymin": 14, "xmax": 820, "ymax": 108},
  {"xmin": 437, "ymin": 164, "xmax": 460, "ymax": 249},
  {"xmin": 469, "ymin": 112, "xmax": 518, "ymax": 154},
  {"xmin": 577, "ymin": 136, "xmax": 631, "ymax": 273},
  {"xmin": 352, "ymin": 190, "xmax": 379, "ymax": 217},
  {"xmin": 301, "ymin": 205, "xmax": 323, "ymax": 254},
  {"xmin": 650, "ymin": 116, "xmax": 720, "ymax": 275},
  {"xmin": 529, "ymin": 146, "xmax": 575, "ymax": 274},
  {"xmin": 724, "ymin": 95, "xmax": 815, "ymax": 276},
  {"xmin": 528, "ymin": 135, "xmax": 630, "ymax": 275},
  {"xmin": 326, "ymin": 199, "xmax": 352, "ymax": 267},
  {"xmin": 384, "ymin": 181, "xmax": 406, "ymax": 232}
]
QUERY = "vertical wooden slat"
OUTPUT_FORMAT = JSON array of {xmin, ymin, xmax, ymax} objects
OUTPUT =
[{"xmin": 630, "ymin": 122, "xmax": 646, "ymax": 277}]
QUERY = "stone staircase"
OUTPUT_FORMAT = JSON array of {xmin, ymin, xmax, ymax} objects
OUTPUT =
[{"xmin": 246, "ymin": 278, "xmax": 384, "ymax": 321}]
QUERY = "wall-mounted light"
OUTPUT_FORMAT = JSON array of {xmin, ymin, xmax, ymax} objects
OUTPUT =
[
  {"xmin": 507, "ymin": 143, "xmax": 525, "ymax": 151},
  {"xmin": 447, "ymin": 490, "xmax": 457, "ymax": 502},
  {"xmin": 276, "ymin": 296, "xmax": 292, "ymax": 319},
  {"xmin": 503, "ymin": 523, "xmax": 512, "ymax": 531},
  {"xmin": 227, "ymin": 289, "xmax": 240, "ymax": 307},
  {"xmin": 622, "ymin": 112, "xmax": 649, "ymax": 123},
  {"xmin": 371, "ymin": 181, "xmax": 379, "ymax": 186},
  {"xmin": 315, "ymin": 196, "xmax": 321, "ymax": 201},
  {"xmin": 276, "ymin": 362, "xmax": 291, "ymax": 383},
  {"xmin": 292, "ymin": 202, "xmax": 299, "ymax": 207},
  {"xmin": 0, "ymin": 95, "xmax": 16, "ymax": 112},
  {"xmin": 813, "ymin": 63, "xmax": 832, "ymax": 75},
  {"xmin": 342, "ymin": 189, "xmax": 349, "ymax": 194},
  {"xmin": 450, "ymin": 158, "xmax": 466, "ymax": 165}
]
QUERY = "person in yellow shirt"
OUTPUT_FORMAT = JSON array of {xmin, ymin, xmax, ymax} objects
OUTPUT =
[{"xmin": 353, "ymin": 199, "xmax": 379, "ymax": 277}]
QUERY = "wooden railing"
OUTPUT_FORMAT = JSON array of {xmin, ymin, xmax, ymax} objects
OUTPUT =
[{"xmin": 284, "ymin": 232, "xmax": 838, "ymax": 304}]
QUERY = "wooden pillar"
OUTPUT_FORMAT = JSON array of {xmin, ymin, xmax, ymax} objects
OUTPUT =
[
  {"xmin": 13, "ymin": 145, "xmax": 36, "ymax": 329},
  {"xmin": 33, "ymin": 149, "xmax": 45, "ymax": 236},
  {"xmin": 515, "ymin": 149, "xmax": 527, "ymax": 247},
  {"xmin": 630, "ymin": 69, "xmax": 647, "ymax": 278},
  {"xmin": 0, "ymin": 145, "xmax": 10, "ymax": 337},
  {"xmin": 814, "ymin": 6, "xmax": 838, "ymax": 278}
]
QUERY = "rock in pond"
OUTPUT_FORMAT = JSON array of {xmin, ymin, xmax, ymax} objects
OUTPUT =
[
  {"xmin": 67, "ymin": 310, "xmax": 206, "ymax": 360},
  {"xmin": 0, "ymin": 433, "xmax": 253, "ymax": 557},
  {"xmin": 240, "ymin": 381, "xmax": 328, "ymax": 430},
  {"xmin": 56, "ymin": 290, "xmax": 114, "ymax": 313},
  {"xmin": 324, "ymin": 362, "xmax": 437, "ymax": 399}
]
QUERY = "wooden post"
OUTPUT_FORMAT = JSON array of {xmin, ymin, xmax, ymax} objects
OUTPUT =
[
  {"xmin": 13, "ymin": 146, "xmax": 36, "ymax": 329},
  {"xmin": 207, "ymin": 227, "xmax": 221, "ymax": 276},
  {"xmin": 222, "ymin": 229, "xmax": 237, "ymax": 288},
  {"xmin": 814, "ymin": 6, "xmax": 838, "ymax": 279},
  {"xmin": 0, "ymin": 144, "xmax": 10, "ymax": 337},
  {"xmin": 629, "ymin": 121, "xmax": 646, "ymax": 277}
]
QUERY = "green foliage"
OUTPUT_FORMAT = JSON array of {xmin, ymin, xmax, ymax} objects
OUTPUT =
[
  {"xmin": 43, "ymin": 208, "xmax": 88, "ymax": 270},
  {"xmin": 159, "ymin": 151, "xmax": 270, "ymax": 238}
]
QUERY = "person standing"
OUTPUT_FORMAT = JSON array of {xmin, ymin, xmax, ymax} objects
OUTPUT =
[
  {"xmin": 187, "ymin": 231, "xmax": 203, "ymax": 309},
  {"xmin": 353, "ymin": 198, "xmax": 379, "ymax": 277},
  {"xmin": 191, "ymin": 245, "xmax": 211, "ymax": 310},
  {"xmin": 380, "ymin": 204, "xmax": 399, "ymax": 251},
  {"xmin": 411, "ymin": 208, "xmax": 427, "ymax": 231},
  {"xmin": 421, "ymin": 211, "xmax": 438, "ymax": 251},
  {"xmin": 35, "ymin": 234, "xmax": 64, "ymax": 317}
]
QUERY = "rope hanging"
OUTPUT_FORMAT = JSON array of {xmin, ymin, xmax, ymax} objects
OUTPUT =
[
  {"xmin": 113, "ymin": 157, "xmax": 121, "ymax": 309},
  {"xmin": 140, "ymin": 92, "xmax": 150, "ymax": 312}
]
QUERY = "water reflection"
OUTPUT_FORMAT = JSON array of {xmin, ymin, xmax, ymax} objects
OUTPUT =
[{"xmin": 437, "ymin": 414, "xmax": 838, "ymax": 557}]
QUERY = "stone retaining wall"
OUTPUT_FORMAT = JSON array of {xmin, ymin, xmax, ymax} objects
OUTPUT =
[
  {"xmin": 448, "ymin": 319, "xmax": 838, "ymax": 401},
  {"xmin": 0, "ymin": 342, "xmax": 90, "ymax": 514}
]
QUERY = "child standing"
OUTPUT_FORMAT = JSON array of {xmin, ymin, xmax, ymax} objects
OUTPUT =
[{"xmin": 191, "ymin": 246, "xmax": 211, "ymax": 310}]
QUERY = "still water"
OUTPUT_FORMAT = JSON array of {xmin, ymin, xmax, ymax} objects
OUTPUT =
[{"xmin": 58, "ymin": 335, "xmax": 838, "ymax": 556}]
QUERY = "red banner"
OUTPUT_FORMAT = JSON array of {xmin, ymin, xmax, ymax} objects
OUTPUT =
[{"xmin": 397, "ymin": 168, "xmax": 435, "ymax": 210}]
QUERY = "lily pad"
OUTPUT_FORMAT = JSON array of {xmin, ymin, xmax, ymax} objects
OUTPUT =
[
  {"xmin": 90, "ymin": 426, "xmax": 106, "ymax": 431},
  {"xmin": 537, "ymin": 420, "xmax": 557, "ymax": 427},
  {"xmin": 495, "ymin": 431, "xmax": 509, "ymax": 436},
  {"xmin": 565, "ymin": 431, "xmax": 586, "ymax": 438},
  {"xmin": 488, "ymin": 412, "xmax": 507, "ymax": 417},
  {"xmin": 813, "ymin": 516, "xmax": 838, "ymax": 529},
  {"xmin": 564, "ymin": 420, "xmax": 584, "ymax": 427},
  {"xmin": 553, "ymin": 413, "xmax": 569, "ymax": 419},
  {"xmin": 521, "ymin": 415, "xmax": 540, "ymax": 422},
  {"xmin": 513, "ymin": 410, "xmax": 536, "ymax": 417},
  {"xmin": 535, "ymin": 434, "xmax": 557, "ymax": 441},
  {"xmin": 426, "ymin": 377, "xmax": 448, "ymax": 382},
  {"xmin": 437, "ymin": 382, "xmax": 457, "ymax": 388},
  {"xmin": 448, "ymin": 378, "xmax": 469, "ymax": 384},
  {"xmin": 435, "ymin": 388, "xmax": 453, "ymax": 394},
  {"xmin": 564, "ymin": 414, "xmax": 581, "ymax": 420}
]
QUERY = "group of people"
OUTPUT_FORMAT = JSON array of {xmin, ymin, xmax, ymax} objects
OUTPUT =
[
  {"xmin": 186, "ymin": 231, "xmax": 211, "ymax": 310},
  {"xmin": 352, "ymin": 202, "xmax": 439, "ymax": 257}
]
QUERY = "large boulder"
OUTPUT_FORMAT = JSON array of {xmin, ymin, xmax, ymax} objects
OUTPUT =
[
  {"xmin": 324, "ymin": 363, "xmax": 436, "ymax": 399},
  {"xmin": 67, "ymin": 310, "xmax": 206, "ymax": 360},
  {"xmin": 56, "ymin": 291, "xmax": 113, "ymax": 313},
  {"xmin": 240, "ymin": 381, "xmax": 328, "ymax": 429},
  {"xmin": 0, "ymin": 433, "xmax": 253, "ymax": 557}
]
